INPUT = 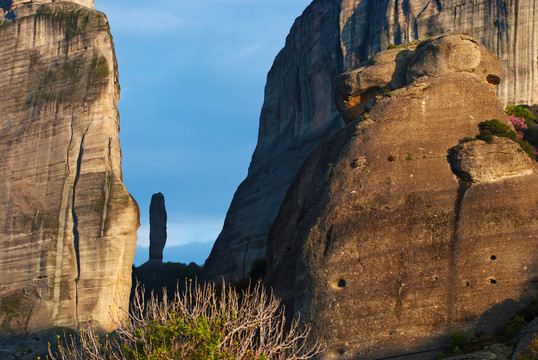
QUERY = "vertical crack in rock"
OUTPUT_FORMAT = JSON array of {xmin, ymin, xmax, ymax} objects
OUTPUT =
[
  {"xmin": 71, "ymin": 137, "xmax": 84, "ymax": 326},
  {"xmin": 100, "ymin": 139, "xmax": 113, "ymax": 238},
  {"xmin": 52, "ymin": 116, "xmax": 78, "ymax": 323},
  {"xmin": 447, "ymin": 181, "xmax": 471, "ymax": 326},
  {"xmin": 71, "ymin": 121, "xmax": 92, "ymax": 326}
]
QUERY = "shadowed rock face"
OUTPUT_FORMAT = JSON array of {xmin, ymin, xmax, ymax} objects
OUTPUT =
[
  {"xmin": 205, "ymin": 0, "xmax": 538, "ymax": 281},
  {"xmin": 0, "ymin": 2, "xmax": 139, "ymax": 334},
  {"xmin": 265, "ymin": 37, "xmax": 538, "ymax": 359},
  {"xmin": 149, "ymin": 193, "xmax": 167, "ymax": 261}
]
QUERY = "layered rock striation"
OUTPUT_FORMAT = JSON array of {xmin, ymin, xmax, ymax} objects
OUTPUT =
[
  {"xmin": 205, "ymin": 0, "xmax": 538, "ymax": 280},
  {"xmin": 0, "ymin": 2, "xmax": 139, "ymax": 334},
  {"xmin": 1, "ymin": 0, "xmax": 94, "ymax": 12},
  {"xmin": 265, "ymin": 35, "xmax": 538, "ymax": 359}
]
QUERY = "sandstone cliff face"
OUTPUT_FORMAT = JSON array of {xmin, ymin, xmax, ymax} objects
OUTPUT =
[
  {"xmin": 9, "ymin": 0, "xmax": 94, "ymax": 10},
  {"xmin": 265, "ymin": 36, "xmax": 538, "ymax": 359},
  {"xmin": 0, "ymin": 2, "xmax": 139, "ymax": 334},
  {"xmin": 205, "ymin": 0, "xmax": 538, "ymax": 280}
]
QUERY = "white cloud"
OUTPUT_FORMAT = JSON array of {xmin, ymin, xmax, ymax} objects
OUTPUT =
[{"xmin": 137, "ymin": 215, "xmax": 223, "ymax": 248}]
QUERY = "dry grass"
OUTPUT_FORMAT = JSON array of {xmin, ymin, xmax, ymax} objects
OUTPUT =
[{"xmin": 48, "ymin": 280, "xmax": 323, "ymax": 360}]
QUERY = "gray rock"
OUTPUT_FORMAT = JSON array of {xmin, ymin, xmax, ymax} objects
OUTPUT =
[
  {"xmin": 444, "ymin": 344, "xmax": 514, "ymax": 360},
  {"xmin": 149, "ymin": 193, "xmax": 167, "ymax": 261},
  {"xmin": 511, "ymin": 318, "xmax": 538, "ymax": 359},
  {"xmin": 205, "ymin": 0, "xmax": 538, "ymax": 281},
  {"xmin": 0, "ymin": 2, "xmax": 139, "ymax": 334}
]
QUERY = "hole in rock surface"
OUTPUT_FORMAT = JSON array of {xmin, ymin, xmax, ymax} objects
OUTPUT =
[
  {"xmin": 337, "ymin": 279, "xmax": 346, "ymax": 288},
  {"xmin": 490, "ymin": 279, "xmax": 497, "ymax": 284},
  {"xmin": 486, "ymin": 74, "xmax": 501, "ymax": 86},
  {"xmin": 466, "ymin": 281, "xmax": 470, "ymax": 287},
  {"xmin": 491, "ymin": 255, "xmax": 497, "ymax": 261}
]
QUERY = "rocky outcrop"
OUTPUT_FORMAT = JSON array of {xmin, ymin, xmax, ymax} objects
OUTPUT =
[
  {"xmin": 445, "ymin": 344, "xmax": 514, "ymax": 360},
  {"xmin": 265, "ymin": 36, "xmax": 538, "ymax": 359},
  {"xmin": 335, "ymin": 34, "xmax": 503, "ymax": 124},
  {"xmin": 0, "ymin": 2, "xmax": 139, "ymax": 334},
  {"xmin": 149, "ymin": 192, "xmax": 167, "ymax": 262},
  {"xmin": 205, "ymin": 0, "xmax": 538, "ymax": 280},
  {"xmin": 0, "ymin": 0, "xmax": 94, "ymax": 12},
  {"xmin": 450, "ymin": 138, "xmax": 535, "ymax": 183},
  {"xmin": 9, "ymin": 0, "xmax": 94, "ymax": 10}
]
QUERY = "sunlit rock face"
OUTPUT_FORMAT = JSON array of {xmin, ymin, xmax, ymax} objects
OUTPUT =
[
  {"xmin": 266, "ymin": 36, "xmax": 538, "ymax": 360},
  {"xmin": 0, "ymin": 2, "xmax": 139, "ymax": 334},
  {"xmin": 205, "ymin": 0, "xmax": 538, "ymax": 281},
  {"xmin": 9, "ymin": 0, "xmax": 94, "ymax": 10}
]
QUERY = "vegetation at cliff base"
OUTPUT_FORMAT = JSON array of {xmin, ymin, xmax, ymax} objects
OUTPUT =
[{"xmin": 48, "ymin": 281, "xmax": 323, "ymax": 360}]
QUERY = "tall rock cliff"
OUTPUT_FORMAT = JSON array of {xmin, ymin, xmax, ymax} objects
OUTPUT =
[
  {"xmin": 204, "ymin": 0, "xmax": 538, "ymax": 280},
  {"xmin": 265, "ymin": 35, "xmax": 538, "ymax": 359},
  {"xmin": 0, "ymin": 2, "xmax": 139, "ymax": 334}
]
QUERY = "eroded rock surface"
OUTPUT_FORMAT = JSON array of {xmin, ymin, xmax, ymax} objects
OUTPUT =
[
  {"xmin": 9, "ymin": 0, "xmax": 94, "ymax": 10},
  {"xmin": 266, "ymin": 40, "xmax": 538, "ymax": 359},
  {"xmin": 0, "ymin": 2, "xmax": 139, "ymax": 334},
  {"xmin": 205, "ymin": 0, "xmax": 538, "ymax": 280},
  {"xmin": 450, "ymin": 138, "xmax": 535, "ymax": 183}
]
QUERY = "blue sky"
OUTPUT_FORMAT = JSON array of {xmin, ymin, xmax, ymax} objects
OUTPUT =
[{"xmin": 96, "ymin": 0, "xmax": 312, "ymax": 265}]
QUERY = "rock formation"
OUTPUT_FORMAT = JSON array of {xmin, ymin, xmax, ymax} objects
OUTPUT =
[
  {"xmin": 149, "ymin": 193, "xmax": 167, "ymax": 262},
  {"xmin": 265, "ymin": 35, "xmax": 538, "ymax": 359},
  {"xmin": 204, "ymin": 0, "xmax": 538, "ymax": 280},
  {"xmin": 0, "ymin": 2, "xmax": 139, "ymax": 334},
  {"xmin": 1, "ymin": 0, "xmax": 94, "ymax": 12}
]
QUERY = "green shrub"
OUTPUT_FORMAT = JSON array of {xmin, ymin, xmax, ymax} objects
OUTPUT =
[
  {"xmin": 502, "ymin": 314, "xmax": 528, "ymax": 337},
  {"xmin": 447, "ymin": 331, "xmax": 469, "ymax": 355},
  {"xmin": 49, "ymin": 281, "xmax": 323, "ymax": 360},
  {"xmin": 476, "ymin": 119, "xmax": 517, "ymax": 143},
  {"xmin": 476, "ymin": 119, "xmax": 536, "ymax": 160},
  {"xmin": 505, "ymin": 105, "xmax": 537, "ymax": 125},
  {"xmin": 437, "ymin": 331, "xmax": 469, "ymax": 359}
]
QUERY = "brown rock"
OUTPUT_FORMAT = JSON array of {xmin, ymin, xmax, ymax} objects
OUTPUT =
[
  {"xmin": 266, "ymin": 66, "xmax": 538, "ymax": 358},
  {"xmin": 0, "ymin": 2, "xmax": 139, "ymax": 334},
  {"xmin": 450, "ymin": 138, "xmax": 535, "ymax": 183},
  {"xmin": 10, "ymin": 0, "xmax": 94, "ymax": 10},
  {"xmin": 206, "ymin": 0, "xmax": 538, "ymax": 281},
  {"xmin": 334, "ymin": 47, "xmax": 414, "ymax": 123},
  {"xmin": 406, "ymin": 35, "xmax": 502, "ymax": 86},
  {"xmin": 335, "ymin": 35, "xmax": 504, "ymax": 125}
]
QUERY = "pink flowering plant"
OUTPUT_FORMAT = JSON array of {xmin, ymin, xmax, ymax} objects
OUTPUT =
[
  {"xmin": 506, "ymin": 105, "xmax": 538, "ymax": 160},
  {"xmin": 509, "ymin": 115, "xmax": 528, "ymax": 139}
]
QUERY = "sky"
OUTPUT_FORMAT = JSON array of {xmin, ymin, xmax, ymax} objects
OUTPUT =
[{"xmin": 96, "ymin": 0, "xmax": 313, "ymax": 266}]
